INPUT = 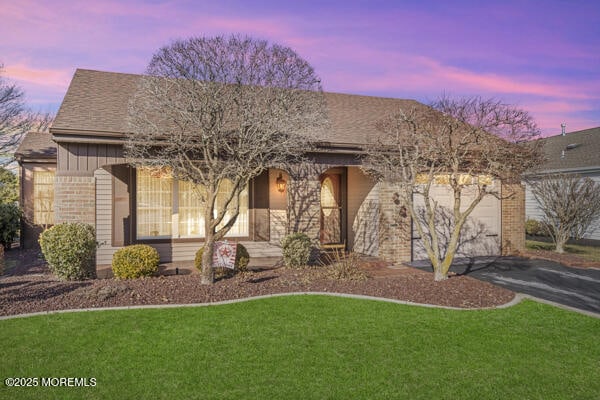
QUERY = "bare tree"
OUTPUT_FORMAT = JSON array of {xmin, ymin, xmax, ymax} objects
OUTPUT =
[
  {"xmin": 126, "ymin": 35, "xmax": 327, "ymax": 284},
  {"xmin": 0, "ymin": 64, "xmax": 53, "ymax": 164},
  {"xmin": 528, "ymin": 174, "xmax": 600, "ymax": 253},
  {"xmin": 363, "ymin": 96, "xmax": 542, "ymax": 281}
]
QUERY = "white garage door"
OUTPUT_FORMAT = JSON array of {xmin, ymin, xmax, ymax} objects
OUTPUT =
[{"xmin": 411, "ymin": 182, "xmax": 501, "ymax": 261}]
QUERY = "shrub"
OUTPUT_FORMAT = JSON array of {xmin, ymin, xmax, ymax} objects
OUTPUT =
[
  {"xmin": 194, "ymin": 242, "xmax": 250, "ymax": 278},
  {"xmin": 39, "ymin": 223, "xmax": 97, "ymax": 280},
  {"xmin": 322, "ymin": 250, "xmax": 367, "ymax": 281},
  {"xmin": 525, "ymin": 219, "xmax": 543, "ymax": 236},
  {"xmin": 281, "ymin": 232, "xmax": 312, "ymax": 267},
  {"xmin": 112, "ymin": 244, "xmax": 160, "ymax": 279},
  {"xmin": 0, "ymin": 203, "xmax": 21, "ymax": 250},
  {"xmin": 0, "ymin": 246, "xmax": 4, "ymax": 275}
]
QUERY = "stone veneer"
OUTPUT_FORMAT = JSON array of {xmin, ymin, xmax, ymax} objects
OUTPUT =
[
  {"xmin": 501, "ymin": 183, "xmax": 526, "ymax": 255},
  {"xmin": 53, "ymin": 175, "xmax": 96, "ymax": 225}
]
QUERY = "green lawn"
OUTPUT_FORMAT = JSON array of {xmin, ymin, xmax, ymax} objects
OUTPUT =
[
  {"xmin": 526, "ymin": 239, "xmax": 600, "ymax": 262},
  {"xmin": 1, "ymin": 296, "xmax": 599, "ymax": 399}
]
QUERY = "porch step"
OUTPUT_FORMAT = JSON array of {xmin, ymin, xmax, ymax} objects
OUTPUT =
[{"xmin": 239, "ymin": 241, "xmax": 283, "ymax": 258}]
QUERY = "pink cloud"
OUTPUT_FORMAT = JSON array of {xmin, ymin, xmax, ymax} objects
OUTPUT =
[
  {"xmin": 320, "ymin": 49, "xmax": 597, "ymax": 102},
  {"xmin": 4, "ymin": 64, "xmax": 72, "ymax": 90}
]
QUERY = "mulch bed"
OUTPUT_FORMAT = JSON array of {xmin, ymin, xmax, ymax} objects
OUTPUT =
[{"xmin": 0, "ymin": 250, "xmax": 515, "ymax": 317}]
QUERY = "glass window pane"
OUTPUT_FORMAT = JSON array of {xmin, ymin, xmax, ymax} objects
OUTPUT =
[
  {"xmin": 178, "ymin": 180, "xmax": 206, "ymax": 237},
  {"xmin": 33, "ymin": 170, "xmax": 55, "ymax": 225},
  {"xmin": 177, "ymin": 179, "xmax": 248, "ymax": 238},
  {"xmin": 136, "ymin": 168, "xmax": 172, "ymax": 238}
]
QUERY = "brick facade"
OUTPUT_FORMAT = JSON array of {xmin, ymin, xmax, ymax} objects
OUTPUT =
[
  {"xmin": 54, "ymin": 175, "xmax": 96, "ymax": 225},
  {"xmin": 377, "ymin": 182, "xmax": 412, "ymax": 264},
  {"xmin": 501, "ymin": 183, "xmax": 526, "ymax": 255}
]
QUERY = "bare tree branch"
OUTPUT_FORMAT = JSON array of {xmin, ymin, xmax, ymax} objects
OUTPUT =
[
  {"xmin": 126, "ymin": 35, "xmax": 328, "ymax": 284},
  {"xmin": 0, "ymin": 64, "xmax": 54, "ymax": 165},
  {"xmin": 363, "ymin": 96, "xmax": 542, "ymax": 281},
  {"xmin": 528, "ymin": 174, "xmax": 600, "ymax": 253}
]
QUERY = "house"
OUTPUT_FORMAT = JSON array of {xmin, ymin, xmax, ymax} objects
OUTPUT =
[
  {"xmin": 525, "ymin": 126, "xmax": 600, "ymax": 242},
  {"xmin": 15, "ymin": 69, "xmax": 525, "ymax": 266}
]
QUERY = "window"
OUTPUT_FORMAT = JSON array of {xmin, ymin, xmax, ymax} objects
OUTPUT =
[
  {"xmin": 136, "ymin": 168, "xmax": 249, "ymax": 239},
  {"xmin": 178, "ymin": 180, "xmax": 206, "ymax": 237},
  {"xmin": 33, "ymin": 170, "xmax": 54, "ymax": 225},
  {"xmin": 136, "ymin": 168, "xmax": 173, "ymax": 238},
  {"xmin": 216, "ymin": 179, "xmax": 248, "ymax": 236}
]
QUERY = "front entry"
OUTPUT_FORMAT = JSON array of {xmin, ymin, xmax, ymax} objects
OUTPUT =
[{"xmin": 320, "ymin": 168, "xmax": 346, "ymax": 247}]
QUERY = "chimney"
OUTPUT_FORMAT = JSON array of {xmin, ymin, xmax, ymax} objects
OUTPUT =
[{"xmin": 561, "ymin": 123, "xmax": 566, "ymax": 136}]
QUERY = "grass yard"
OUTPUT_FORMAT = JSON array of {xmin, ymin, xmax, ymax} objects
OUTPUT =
[
  {"xmin": 1, "ymin": 296, "xmax": 599, "ymax": 400},
  {"xmin": 526, "ymin": 239, "xmax": 600, "ymax": 262}
]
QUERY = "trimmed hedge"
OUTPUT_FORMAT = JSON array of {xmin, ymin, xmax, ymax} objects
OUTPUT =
[
  {"xmin": 194, "ymin": 243, "xmax": 250, "ymax": 278},
  {"xmin": 281, "ymin": 232, "xmax": 312, "ymax": 267},
  {"xmin": 112, "ymin": 244, "xmax": 160, "ymax": 279},
  {"xmin": 39, "ymin": 223, "xmax": 97, "ymax": 280},
  {"xmin": 525, "ymin": 219, "xmax": 545, "ymax": 236}
]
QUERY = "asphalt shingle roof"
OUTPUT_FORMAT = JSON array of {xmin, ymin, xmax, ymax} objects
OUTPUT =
[
  {"xmin": 535, "ymin": 127, "xmax": 600, "ymax": 172},
  {"xmin": 52, "ymin": 69, "xmax": 428, "ymax": 146},
  {"xmin": 14, "ymin": 132, "xmax": 57, "ymax": 160}
]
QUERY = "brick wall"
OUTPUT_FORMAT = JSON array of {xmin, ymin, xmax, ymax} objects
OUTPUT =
[
  {"xmin": 377, "ymin": 182, "xmax": 412, "ymax": 264},
  {"xmin": 54, "ymin": 175, "xmax": 96, "ymax": 225},
  {"xmin": 501, "ymin": 183, "xmax": 525, "ymax": 255}
]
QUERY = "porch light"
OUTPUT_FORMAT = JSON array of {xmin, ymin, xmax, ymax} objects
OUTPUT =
[{"xmin": 276, "ymin": 173, "xmax": 287, "ymax": 193}]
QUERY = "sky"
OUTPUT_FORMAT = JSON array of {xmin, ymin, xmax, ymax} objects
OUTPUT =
[{"xmin": 1, "ymin": 0, "xmax": 599, "ymax": 136}]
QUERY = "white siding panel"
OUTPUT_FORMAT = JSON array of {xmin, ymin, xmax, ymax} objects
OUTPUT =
[{"xmin": 95, "ymin": 168, "xmax": 122, "ymax": 265}]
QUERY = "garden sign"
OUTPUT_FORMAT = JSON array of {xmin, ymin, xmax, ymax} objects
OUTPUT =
[{"xmin": 212, "ymin": 241, "xmax": 237, "ymax": 269}]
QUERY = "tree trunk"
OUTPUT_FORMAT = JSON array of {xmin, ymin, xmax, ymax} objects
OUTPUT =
[
  {"xmin": 434, "ymin": 268, "xmax": 448, "ymax": 281},
  {"xmin": 432, "ymin": 258, "xmax": 450, "ymax": 281},
  {"xmin": 201, "ymin": 237, "xmax": 215, "ymax": 284},
  {"xmin": 554, "ymin": 230, "xmax": 568, "ymax": 254}
]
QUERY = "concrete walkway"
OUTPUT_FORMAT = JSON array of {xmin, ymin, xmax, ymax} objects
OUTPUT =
[{"xmin": 410, "ymin": 256, "xmax": 600, "ymax": 314}]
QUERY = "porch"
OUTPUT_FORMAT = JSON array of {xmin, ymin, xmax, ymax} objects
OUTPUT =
[{"xmin": 96, "ymin": 241, "xmax": 284, "ymax": 278}]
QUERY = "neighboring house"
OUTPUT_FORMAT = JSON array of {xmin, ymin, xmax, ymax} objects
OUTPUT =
[
  {"xmin": 15, "ymin": 69, "xmax": 525, "ymax": 266},
  {"xmin": 525, "ymin": 126, "xmax": 600, "ymax": 242},
  {"xmin": 14, "ymin": 132, "xmax": 57, "ymax": 249}
]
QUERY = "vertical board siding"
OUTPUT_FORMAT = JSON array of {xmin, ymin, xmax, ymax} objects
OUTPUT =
[{"xmin": 58, "ymin": 143, "xmax": 125, "ymax": 175}]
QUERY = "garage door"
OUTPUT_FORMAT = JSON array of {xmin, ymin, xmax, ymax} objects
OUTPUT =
[{"xmin": 411, "ymin": 182, "xmax": 501, "ymax": 261}]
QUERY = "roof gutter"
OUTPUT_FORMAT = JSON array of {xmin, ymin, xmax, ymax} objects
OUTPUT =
[{"xmin": 523, "ymin": 165, "xmax": 600, "ymax": 177}]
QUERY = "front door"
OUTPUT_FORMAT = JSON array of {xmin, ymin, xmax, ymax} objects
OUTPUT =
[{"xmin": 320, "ymin": 171, "xmax": 345, "ymax": 246}]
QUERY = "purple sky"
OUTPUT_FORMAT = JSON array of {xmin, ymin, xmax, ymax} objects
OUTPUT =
[{"xmin": 2, "ymin": 0, "xmax": 599, "ymax": 136}]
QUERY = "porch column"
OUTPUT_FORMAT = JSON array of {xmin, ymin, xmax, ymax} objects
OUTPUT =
[
  {"xmin": 501, "ymin": 183, "xmax": 526, "ymax": 255},
  {"xmin": 378, "ymin": 181, "xmax": 412, "ymax": 264}
]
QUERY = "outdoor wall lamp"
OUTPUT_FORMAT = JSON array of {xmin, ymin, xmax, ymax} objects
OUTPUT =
[{"xmin": 276, "ymin": 173, "xmax": 287, "ymax": 193}]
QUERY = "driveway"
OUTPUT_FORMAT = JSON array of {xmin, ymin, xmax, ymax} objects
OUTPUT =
[{"xmin": 410, "ymin": 257, "xmax": 600, "ymax": 314}]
